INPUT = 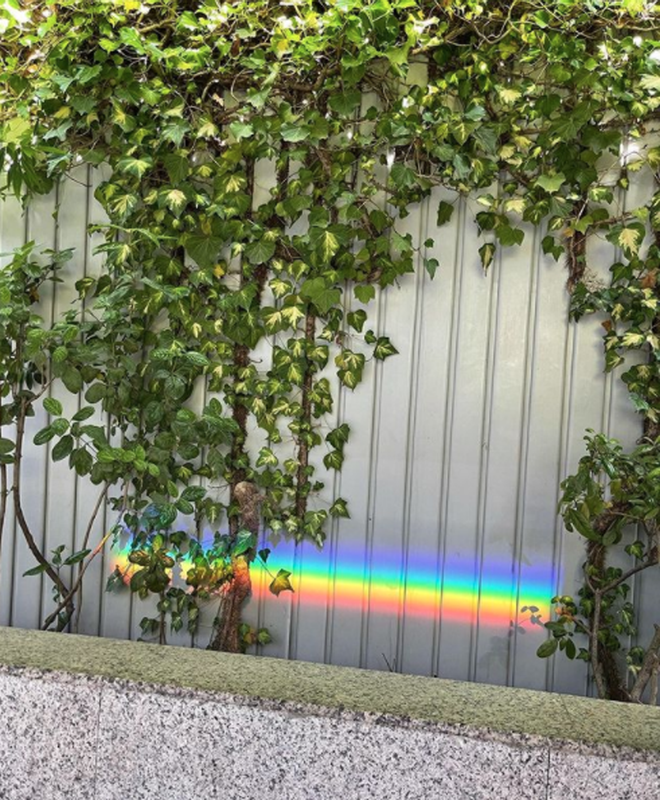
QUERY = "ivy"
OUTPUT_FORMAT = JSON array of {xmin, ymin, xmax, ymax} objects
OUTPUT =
[{"xmin": 1, "ymin": 1, "xmax": 660, "ymax": 670}]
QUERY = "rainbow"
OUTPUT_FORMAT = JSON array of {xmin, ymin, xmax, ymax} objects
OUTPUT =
[{"xmin": 109, "ymin": 536, "xmax": 554, "ymax": 628}]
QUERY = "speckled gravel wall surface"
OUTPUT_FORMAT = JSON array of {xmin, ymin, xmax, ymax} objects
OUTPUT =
[{"xmin": 0, "ymin": 627, "xmax": 659, "ymax": 800}]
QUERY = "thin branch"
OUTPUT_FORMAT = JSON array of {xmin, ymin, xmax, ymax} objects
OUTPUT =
[
  {"xmin": 13, "ymin": 397, "xmax": 70, "ymax": 604},
  {"xmin": 600, "ymin": 557, "xmax": 659, "ymax": 596},
  {"xmin": 42, "ymin": 531, "xmax": 112, "ymax": 631},
  {"xmin": 80, "ymin": 483, "xmax": 110, "ymax": 554},
  {"xmin": 630, "ymin": 625, "xmax": 660, "ymax": 702},
  {"xmin": 590, "ymin": 590, "xmax": 608, "ymax": 700},
  {"xmin": 73, "ymin": 483, "xmax": 110, "ymax": 633},
  {"xmin": 650, "ymin": 660, "xmax": 659, "ymax": 707},
  {"xmin": 0, "ymin": 388, "xmax": 7, "ymax": 556},
  {"xmin": 0, "ymin": 461, "xmax": 7, "ymax": 556}
]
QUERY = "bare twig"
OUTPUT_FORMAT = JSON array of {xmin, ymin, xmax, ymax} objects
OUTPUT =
[
  {"xmin": 73, "ymin": 483, "xmax": 110, "ymax": 633},
  {"xmin": 650, "ymin": 660, "xmax": 659, "ymax": 707},
  {"xmin": 630, "ymin": 625, "xmax": 660, "ymax": 702},
  {"xmin": 600, "ymin": 557, "xmax": 660, "ymax": 596},
  {"xmin": 13, "ymin": 398, "xmax": 70, "ymax": 605},
  {"xmin": 590, "ymin": 590, "xmax": 608, "ymax": 700},
  {"xmin": 42, "ymin": 531, "xmax": 112, "ymax": 630}
]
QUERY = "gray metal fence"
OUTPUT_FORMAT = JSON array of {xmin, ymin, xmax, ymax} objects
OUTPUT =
[{"xmin": 0, "ymin": 162, "xmax": 653, "ymax": 697}]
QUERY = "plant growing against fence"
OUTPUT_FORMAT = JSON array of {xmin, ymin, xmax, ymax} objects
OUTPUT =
[{"xmin": 0, "ymin": 1, "xmax": 659, "ymax": 674}]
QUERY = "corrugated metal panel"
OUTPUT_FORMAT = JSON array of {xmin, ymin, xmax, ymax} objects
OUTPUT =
[{"xmin": 0, "ymin": 170, "xmax": 644, "ymax": 696}]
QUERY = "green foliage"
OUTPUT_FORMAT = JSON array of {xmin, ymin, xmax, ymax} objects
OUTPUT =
[
  {"xmin": 536, "ymin": 434, "xmax": 660, "ymax": 702},
  {"xmin": 2, "ymin": 0, "xmax": 660, "ymax": 659}
]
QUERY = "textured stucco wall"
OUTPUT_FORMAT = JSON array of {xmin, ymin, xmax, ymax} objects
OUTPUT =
[{"xmin": 0, "ymin": 627, "xmax": 659, "ymax": 800}]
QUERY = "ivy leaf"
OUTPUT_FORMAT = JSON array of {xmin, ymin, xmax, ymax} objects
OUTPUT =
[
  {"xmin": 497, "ymin": 86, "xmax": 522, "ymax": 104},
  {"xmin": 164, "ymin": 189, "xmax": 187, "ymax": 216},
  {"xmin": 183, "ymin": 351, "xmax": 209, "ymax": 368},
  {"xmin": 300, "ymin": 278, "xmax": 341, "ymax": 314},
  {"xmin": 437, "ymin": 201, "xmax": 454, "ymax": 226},
  {"xmin": 112, "ymin": 193, "xmax": 138, "ymax": 220},
  {"xmin": 2, "ymin": 117, "xmax": 31, "ymax": 144},
  {"xmin": 373, "ymin": 336, "xmax": 398, "ymax": 360},
  {"xmin": 385, "ymin": 46, "xmax": 410, "ymax": 66},
  {"xmin": 256, "ymin": 447, "xmax": 279, "ymax": 467},
  {"xmin": 618, "ymin": 226, "xmax": 642, "ymax": 256},
  {"xmin": 354, "ymin": 284, "xmax": 375, "ymax": 304},
  {"xmin": 229, "ymin": 121, "xmax": 254, "ymax": 140},
  {"xmin": 479, "ymin": 242, "xmax": 496, "ymax": 272},
  {"xmin": 196, "ymin": 117, "xmax": 219, "ymax": 139},
  {"xmin": 535, "ymin": 173, "xmax": 565, "ymax": 194},
  {"xmin": 262, "ymin": 308, "xmax": 284, "ymax": 333},
  {"xmin": 162, "ymin": 120, "xmax": 189, "ymax": 147},
  {"xmin": 281, "ymin": 122, "xmax": 309, "ymax": 142},
  {"xmin": 163, "ymin": 153, "xmax": 189, "ymax": 184},
  {"xmin": 390, "ymin": 162, "xmax": 417, "ymax": 188},
  {"xmin": 309, "ymin": 228, "xmax": 341, "ymax": 263},
  {"xmin": 640, "ymin": 74, "xmax": 660, "ymax": 93},
  {"xmin": 452, "ymin": 121, "xmax": 477, "ymax": 146},
  {"xmin": 504, "ymin": 197, "xmax": 525, "ymax": 215},
  {"xmin": 329, "ymin": 498, "xmax": 350, "ymax": 518},
  {"xmin": 323, "ymin": 449, "xmax": 344, "ymax": 470},
  {"xmin": 328, "ymin": 90, "xmax": 361, "ymax": 116},
  {"xmin": 335, "ymin": 350, "xmax": 365, "ymax": 389},
  {"xmin": 452, "ymin": 153, "xmax": 471, "ymax": 180},
  {"xmin": 245, "ymin": 237, "xmax": 276, "ymax": 265},
  {"xmin": 347, "ymin": 309, "xmax": 367, "ymax": 332},
  {"xmin": 495, "ymin": 225, "xmax": 525, "ymax": 247},
  {"xmin": 232, "ymin": 529, "xmax": 256, "ymax": 557},
  {"xmin": 119, "ymin": 27, "xmax": 145, "ymax": 53},
  {"xmin": 281, "ymin": 305, "xmax": 306, "ymax": 328},
  {"xmin": 326, "ymin": 424, "xmax": 350, "ymax": 450},
  {"xmin": 424, "ymin": 257, "xmax": 439, "ymax": 280},
  {"xmin": 185, "ymin": 234, "xmax": 224, "ymax": 268},
  {"xmin": 542, "ymin": 235, "xmax": 564, "ymax": 261},
  {"xmin": 116, "ymin": 156, "xmax": 153, "ymax": 179},
  {"xmin": 269, "ymin": 569, "xmax": 294, "ymax": 596}
]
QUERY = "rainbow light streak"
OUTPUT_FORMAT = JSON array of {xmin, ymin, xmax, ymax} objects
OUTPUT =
[{"xmin": 110, "ymin": 535, "xmax": 556, "ymax": 628}]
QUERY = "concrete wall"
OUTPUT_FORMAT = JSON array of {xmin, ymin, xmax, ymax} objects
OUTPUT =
[
  {"xmin": 0, "ymin": 627, "xmax": 659, "ymax": 800},
  {"xmin": 0, "ymin": 160, "xmax": 655, "ymax": 697}
]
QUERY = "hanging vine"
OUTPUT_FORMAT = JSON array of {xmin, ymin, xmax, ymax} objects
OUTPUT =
[{"xmin": 1, "ymin": 1, "xmax": 660, "ymax": 677}]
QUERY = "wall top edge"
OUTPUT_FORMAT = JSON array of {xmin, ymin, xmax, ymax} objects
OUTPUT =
[{"xmin": 1, "ymin": 626, "xmax": 659, "ymax": 756}]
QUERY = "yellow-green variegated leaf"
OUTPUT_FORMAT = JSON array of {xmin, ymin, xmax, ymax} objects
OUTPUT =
[
  {"xmin": 112, "ymin": 193, "xmax": 138, "ymax": 219},
  {"xmin": 504, "ymin": 197, "xmax": 526, "ymax": 215},
  {"xmin": 618, "ymin": 227, "xmax": 642, "ymax": 255},
  {"xmin": 621, "ymin": 331, "xmax": 645, "ymax": 347},
  {"xmin": 497, "ymin": 86, "xmax": 522, "ymax": 104},
  {"xmin": 116, "ymin": 156, "xmax": 153, "ymax": 178},
  {"xmin": 640, "ymin": 74, "xmax": 660, "ymax": 93},
  {"xmin": 262, "ymin": 308, "xmax": 283, "ymax": 333},
  {"xmin": 165, "ymin": 189, "xmax": 187, "ymax": 216},
  {"xmin": 281, "ymin": 305, "xmax": 305, "ymax": 328},
  {"xmin": 269, "ymin": 569, "xmax": 294, "ymax": 596}
]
